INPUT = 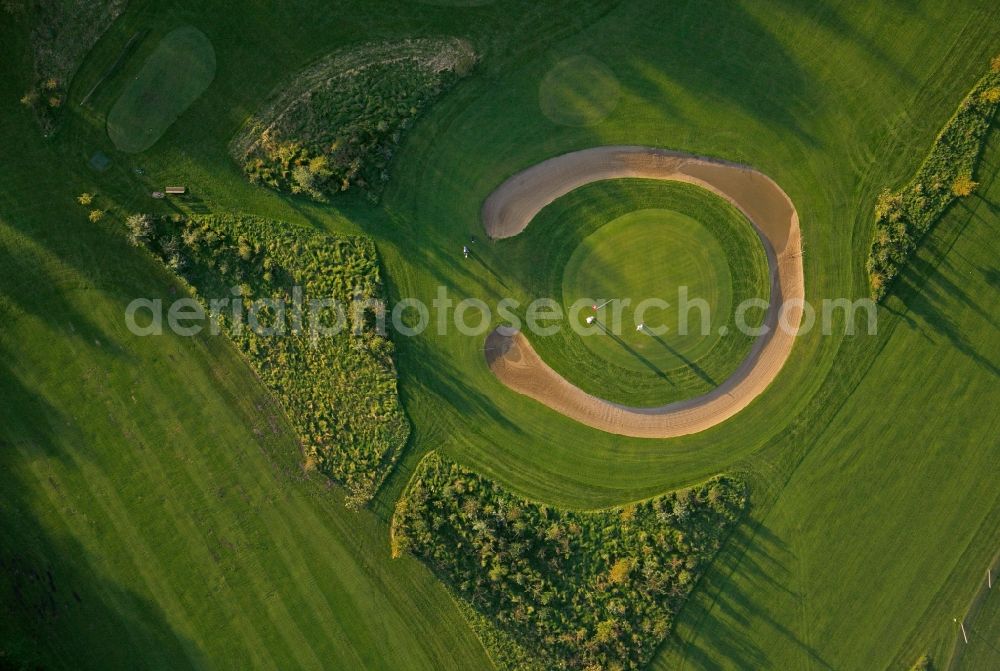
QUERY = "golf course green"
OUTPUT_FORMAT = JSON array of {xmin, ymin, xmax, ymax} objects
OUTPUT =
[
  {"xmin": 560, "ymin": 190, "xmax": 770, "ymax": 406},
  {"xmin": 498, "ymin": 178, "xmax": 770, "ymax": 406},
  {"xmin": 564, "ymin": 208, "xmax": 733, "ymax": 370},
  {"xmin": 2, "ymin": 1, "xmax": 999, "ymax": 669}
]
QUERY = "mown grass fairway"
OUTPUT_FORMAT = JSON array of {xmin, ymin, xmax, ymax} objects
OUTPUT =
[
  {"xmin": 106, "ymin": 26, "xmax": 215, "ymax": 153},
  {"xmin": 1, "ymin": 0, "xmax": 999, "ymax": 669}
]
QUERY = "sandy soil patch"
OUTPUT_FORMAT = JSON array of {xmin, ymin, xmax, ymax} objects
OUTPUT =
[{"xmin": 482, "ymin": 146, "xmax": 804, "ymax": 438}]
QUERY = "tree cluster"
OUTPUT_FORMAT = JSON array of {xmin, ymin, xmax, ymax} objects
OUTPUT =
[
  {"xmin": 137, "ymin": 213, "xmax": 409, "ymax": 507},
  {"xmin": 867, "ymin": 59, "xmax": 1000, "ymax": 301},
  {"xmin": 236, "ymin": 52, "xmax": 471, "ymax": 202},
  {"xmin": 393, "ymin": 452, "xmax": 747, "ymax": 670},
  {"xmin": 16, "ymin": 0, "xmax": 127, "ymax": 132}
]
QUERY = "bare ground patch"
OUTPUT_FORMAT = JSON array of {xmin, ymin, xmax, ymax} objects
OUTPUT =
[{"xmin": 482, "ymin": 147, "xmax": 804, "ymax": 438}]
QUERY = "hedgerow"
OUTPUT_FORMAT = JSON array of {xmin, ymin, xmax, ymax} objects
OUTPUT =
[
  {"xmin": 867, "ymin": 56, "xmax": 1000, "ymax": 300},
  {"xmin": 230, "ymin": 38, "xmax": 476, "ymax": 202},
  {"xmin": 138, "ymin": 213, "xmax": 408, "ymax": 507},
  {"xmin": 392, "ymin": 452, "xmax": 747, "ymax": 671}
]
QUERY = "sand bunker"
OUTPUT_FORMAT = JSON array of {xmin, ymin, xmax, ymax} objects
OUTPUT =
[{"xmin": 482, "ymin": 146, "xmax": 804, "ymax": 438}]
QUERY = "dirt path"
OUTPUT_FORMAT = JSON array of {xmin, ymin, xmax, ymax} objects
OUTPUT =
[{"xmin": 482, "ymin": 146, "xmax": 804, "ymax": 438}]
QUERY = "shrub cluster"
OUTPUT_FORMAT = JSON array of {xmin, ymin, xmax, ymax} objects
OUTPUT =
[
  {"xmin": 11, "ymin": 0, "xmax": 128, "ymax": 132},
  {"xmin": 867, "ymin": 58, "xmax": 1000, "ymax": 300},
  {"xmin": 230, "ymin": 39, "xmax": 476, "ymax": 202},
  {"xmin": 392, "ymin": 452, "xmax": 747, "ymax": 670},
  {"xmin": 137, "ymin": 213, "xmax": 409, "ymax": 507}
]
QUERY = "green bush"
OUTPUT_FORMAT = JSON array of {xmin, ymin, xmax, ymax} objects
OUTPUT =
[
  {"xmin": 230, "ymin": 39, "xmax": 476, "ymax": 201},
  {"xmin": 392, "ymin": 452, "xmax": 747, "ymax": 670},
  {"xmin": 867, "ymin": 59, "xmax": 1000, "ymax": 300},
  {"xmin": 140, "ymin": 214, "xmax": 409, "ymax": 507}
]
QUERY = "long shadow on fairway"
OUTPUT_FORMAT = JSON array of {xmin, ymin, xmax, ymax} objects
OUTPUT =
[
  {"xmin": 593, "ymin": 320, "xmax": 672, "ymax": 382},
  {"xmin": 658, "ymin": 520, "xmax": 834, "ymax": 670},
  {"xmin": 466, "ymin": 247, "xmax": 510, "ymax": 290},
  {"xmin": 767, "ymin": 0, "xmax": 919, "ymax": 89},
  {"xmin": 645, "ymin": 330, "xmax": 717, "ymax": 386},
  {"xmin": 614, "ymin": 1, "xmax": 821, "ymax": 148},
  {"xmin": 895, "ymin": 193, "xmax": 1000, "ymax": 379},
  {"xmin": 0, "ymin": 357, "xmax": 205, "ymax": 667},
  {"xmin": 398, "ymin": 336, "xmax": 525, "ymax": 437}
]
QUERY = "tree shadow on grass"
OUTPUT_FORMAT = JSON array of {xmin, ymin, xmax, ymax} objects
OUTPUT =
[
  {"xmin": 0, "ymin": 358, "xmax": 204, "ymax": 669},
  {"xmin": 0, "ymin": 226, "xmax": 143, "ymax": 370},
  {"xmin": 658, "ymin": 519, "xmax": 834, "ymax": 671},
  {"xmin": 896, "ymin": 277, "xmax": 1000, "ymax": 379},
  {"xmin": 765, "ymin": 0, "xmax": 919, "ymax": 89},
  {"xmin": 981, "ymin": 265, "xmax": 1000, "ymax": 291},
  {"xmin": 613, "ymin": 1, "xmax": 821, "ymax": 150},
  {"xmin": 398, "ymin": 337, "xmax": 525, "ymax": 438},
  {"xmin": 893, "ymin": 195, "xmax": 1000, "ymax": 379}
]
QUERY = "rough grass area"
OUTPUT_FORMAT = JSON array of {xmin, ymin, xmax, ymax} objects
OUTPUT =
[
  {"xmin": 229, "ymin": 38, "xmax": 476, "ymax": 202},
  {"xmin": 392, "ymin": 452, "xmax": 747, "ymax": 671},
  {"xmin": 12, "ymin": 0, "xmax": 128, "ymax": 132},
  {"xmin": 106, "ymin": 26, "xmax": 216, "ymax": 153},
  {"xmin": 866, "ymin": 56, "xmax": 1000, "ymax": 300},
  {"xmin": 135, "ymin": 213, "xmax": 408, "ymax": 506}
]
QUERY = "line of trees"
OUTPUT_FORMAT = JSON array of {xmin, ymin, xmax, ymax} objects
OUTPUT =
[{"xmin": 867, "ymin": 56, "xmax": 1000, "ymax": 301}]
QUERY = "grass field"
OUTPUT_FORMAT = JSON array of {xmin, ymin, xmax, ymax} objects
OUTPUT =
[
  {"xmin": 1, "ymin": 0, "xmax": 999, "ymax": 669},
  {"xmin": 0, "ymin": 72, "xmax": 489, "ymax": 668},
  {"xmin": 954, "ymin": 559, "xmax": 1000, "ymax": 669},
  {"xmin": 106, "ymin": 26, "xmax": 215, "ymax": 153}
]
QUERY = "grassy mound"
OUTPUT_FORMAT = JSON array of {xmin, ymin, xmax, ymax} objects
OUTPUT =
[
  {"xmin": 14, "ymin": 0, "xmax": 127, "ymax": 132},
  {"xmin": 106, "ymin": 26, "xmax": 216, "ymax": 153},
  {"xmin": 229, "ymin": 38, "xmax": 476, "ymax": 202},
  {"xmin": 867, "ymin": 56, "xmax": 1000, "ymax": 300},
  {"xmin": 134, "ymin": 213, "xmax": 408, "ymax": 506},
  {"xmin": 392, "ymin": 452, "xmax": 747, "ymax": 670},
  {"xmin": 501, "ymin": 179, "xmax": 769, "ymax": 407}
]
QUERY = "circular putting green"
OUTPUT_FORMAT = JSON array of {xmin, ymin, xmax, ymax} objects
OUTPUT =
[
  {"xmin": 562, "ymin": 208, "xmax": 733, "ymax": 373},
  {"xmin": 107, "ymin": 26, "xmax": 216, "ymax": 153},
  {"xmin": 505, "ymin": 179, "xmax": 770, "ymax": 407}
]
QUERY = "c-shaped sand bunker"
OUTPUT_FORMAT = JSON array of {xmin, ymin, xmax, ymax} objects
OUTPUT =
[{"xmin": 482, "ymin": 146, "xmax": 804, "ymax": 438}]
